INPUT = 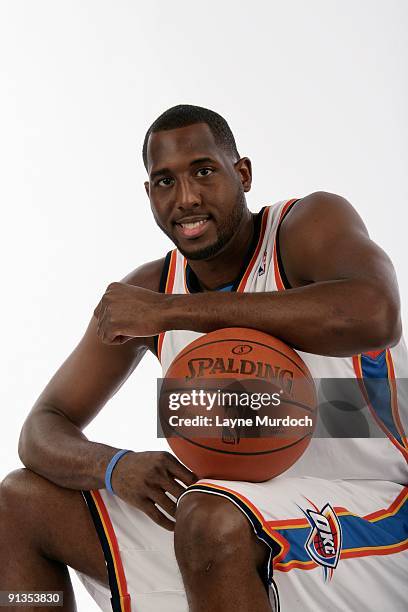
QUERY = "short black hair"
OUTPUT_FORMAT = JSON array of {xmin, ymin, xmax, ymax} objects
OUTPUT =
[{"xmin": 142, "ymin": 104, "xmax": 240, "ymax": 170}]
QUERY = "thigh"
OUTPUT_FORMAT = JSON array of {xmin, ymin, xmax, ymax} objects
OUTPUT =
[
  {"xmin": 0, "ymin": 468, "xmax": 108, "ymax": 586},
  {"xmin": 179, "ymin": 477, "xmax": 408, "ymax": 611}
]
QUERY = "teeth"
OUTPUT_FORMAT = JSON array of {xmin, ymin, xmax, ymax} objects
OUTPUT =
[{"xmin": 180, "ymin": 219, "xmax": 207, "ymax": 229}]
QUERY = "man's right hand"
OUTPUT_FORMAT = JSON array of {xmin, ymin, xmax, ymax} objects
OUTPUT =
[{"xmin": 111, "ymin": 450, "xmax": 198, "ymax": 531}]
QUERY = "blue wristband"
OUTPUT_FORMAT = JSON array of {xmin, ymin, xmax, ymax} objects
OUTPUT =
[{"xmin": 105, "ymin": 449, "xmax": 131, "ymax": 494}]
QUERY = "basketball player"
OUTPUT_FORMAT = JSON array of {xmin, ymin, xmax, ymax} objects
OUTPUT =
[{"xmin": 1, "ymin": 105, "xmax": 407, "ymax": 612}]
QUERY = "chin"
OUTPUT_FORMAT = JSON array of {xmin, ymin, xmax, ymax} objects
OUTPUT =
[{"xmin": 178, "ymin": 239, "xmax": 225, "ymax": 261}]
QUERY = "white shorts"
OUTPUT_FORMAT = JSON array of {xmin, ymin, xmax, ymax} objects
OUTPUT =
[{"xmin": 75, "ymin": 477, "xmax": 408, "ymax": 612}]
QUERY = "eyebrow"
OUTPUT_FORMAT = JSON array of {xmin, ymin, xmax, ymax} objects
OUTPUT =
[{"xmin": 149, "ymin": 157, "xmax": 216, "ymax": 180}]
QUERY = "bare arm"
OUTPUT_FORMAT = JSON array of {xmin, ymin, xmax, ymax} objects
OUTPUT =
[
  {"xmin": 90, "ymin": 193, "xmax": 401, "ymax": 356},
  {"xmin": 163, "ymin": 192, "xmax": 402, "ymax": 356},
  {"xmin": 18, "ymin": 259, "xmax": 163, "ymax": 491}
]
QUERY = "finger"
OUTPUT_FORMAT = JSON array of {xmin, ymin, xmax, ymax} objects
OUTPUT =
[
  {"xmin": 103, "ymin": 326, "xmax": 126, "ymax": 345},
  {"xmin": 97, "ymin": 321, "xmax": 105, "ymax": 343},
  {"xmin": 165, "ymin": 454, "xmax": 198, "ymax": 486},
  {"xmin": 96, "ymin": 303, "xmax": 107, "ymax": 331},
  {"xmin": 96, "ymin": 305, "xmax": 110, "ymax": 340},
  {"xmin": 109, "ymin": 335, "xmax": 126, "ymax": 344},
  {"xmin": 95, "ymin": 295, "xmax": 108, "ymax": 321},
  {"xmin": 152, "ymin": 490, "xmax": 177, "ymax": 518},
  {"xmin": 158, "ymin": 476, "xmax": 189, "ymax": 500},
  {"xmin": 110, "ymin": 335, "xmax": 133, "ymax": 345},
  {"xmin": 143, "ymin": 502, "xmax": 175, "ymax": 531},
  {"xmin": 93, "ymin": 300, "xmax": 102, "ymax": 319},
  {"xmin": 103, "ymin": 328, "xmax": 116, "ymax": 344}
]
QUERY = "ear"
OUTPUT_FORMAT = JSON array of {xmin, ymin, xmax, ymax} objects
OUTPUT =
[
  {"xmin": 234, "ymin": 157, "xmax": 252, "ymax": 192},
  {"xmin": 144, "ymin": 181, "xmax": 150, "ymax": 197}
]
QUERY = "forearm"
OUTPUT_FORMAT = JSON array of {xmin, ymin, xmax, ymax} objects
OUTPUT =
[
  {"xmin": 165, "ymin": 279, "xmax": 400, "ymax": 357},
  {"xmin": 18, "ymin": 407, "xmax": 122, "ymax": 490}
]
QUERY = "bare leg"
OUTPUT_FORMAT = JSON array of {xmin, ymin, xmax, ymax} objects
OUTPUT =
[
  {"xmin": 174, "ymin": 493, "xmax": 273, "ymax": 612},
  {"xmin": 0, "ymin": 469, "xmax": 108, "ymax": 612}
]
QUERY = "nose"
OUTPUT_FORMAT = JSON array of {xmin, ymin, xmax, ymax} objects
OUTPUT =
[{"xmin": 175, "ymin": 176, "xmax": 201, "ymax": 211}]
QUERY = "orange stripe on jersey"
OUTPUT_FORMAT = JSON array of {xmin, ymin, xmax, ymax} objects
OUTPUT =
[
  {"xmin": 157, "ymin": 249, "xmax": 178, "ymax": 363},
  {"xmin": 165, "ymin": 249, "xmax": 178, "ymax": 293},
  {"xmin": 268, "ymin": 508, "xmax": 354, "ymax": 531},
  {"xmin": 267, "ymin": 517, "xmax": 310, "ymax": 529},
  {"xmin": 90, "ymin": 491, "xmax": 131, "ymax": 612},
  {"xmin": 275, "ymin": 559, "xmax": 317, "ymax": 571},
  {"xmin": 183, "ymin": 257, "xmax": 189, "ymax": 293},
  {"xmin": 341, "ymin": 538, "xmax": 408, "ymax": 559},
  {"xmin": 275, "ymin": 538, "xmax": 408, "ymax": 571},
  {"xmin": 270, "ymin": 488, "xmax": 408, "ymax": 533},
  {"xmin": 365, "ymin": 349, "xmax": 384, "ymax": 359},
  {"xmin": 272, "ymin": 198, "xmax": 299, "ymax": 291},
  {"xmin": 273, "ymin": 487, "xmax": 408, "ymax": 572},
  {"xmin": 386, "ymin": 349, "xmax": 408, "ymax": 449},
  {"xmin": 365, "ymin": 487, "xmax": 408, "ymax": 522},
  {"xmin": 236, "ymin": 207, "xmax": 270, "ymax": 292}
]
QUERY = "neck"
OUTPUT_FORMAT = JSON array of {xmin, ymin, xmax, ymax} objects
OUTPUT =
[{"xmin": 186, "ymin": 208, "xmax": 255, "ymax": 291}]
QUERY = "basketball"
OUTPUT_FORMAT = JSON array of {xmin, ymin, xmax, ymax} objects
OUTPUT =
[{"xmin": 159, "ymin": 327, "xmax": 317, "ymax": 481}]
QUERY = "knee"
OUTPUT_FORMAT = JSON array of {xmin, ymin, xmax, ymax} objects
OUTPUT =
[
  {"xmin": 174, "ymin": 492, "xmax": 263, "ymax": 573},
  {"xmin": 0, "ymin": 469, "xmax": 28, "ymax": 535},
  {"xmin": 0, "ymin": 468, "xmax": 45, "ymax": 526},
  {"xmin": 0, "ymin": 469, "xmax": 29, "ymax": 510}
]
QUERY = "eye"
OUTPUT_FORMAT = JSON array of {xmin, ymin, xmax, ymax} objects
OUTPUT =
[
  {"xmin": 156, "ymin": 177, "xmax": 174, "ymax": 187},
  {"xmin": 196, "ymin": 167, "xmax": 214, "ymax": 178}
]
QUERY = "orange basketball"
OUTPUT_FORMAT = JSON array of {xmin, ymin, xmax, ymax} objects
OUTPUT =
[{"xmin": 159, "ymin": 328, "xmax": 317, "ymax": 482}]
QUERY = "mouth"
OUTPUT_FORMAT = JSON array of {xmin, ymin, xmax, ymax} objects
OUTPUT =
[{"xmin": 174, "ymin": 215, "xmax": 212, "ymax": 239}]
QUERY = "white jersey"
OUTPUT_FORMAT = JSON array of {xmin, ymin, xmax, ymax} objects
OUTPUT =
[
  {"xmin": 157, "ymin": 199, "xmax": 408, "ymax": 484},
  {"xmin": 76, "ymin": 200, "xmax": 408, "ymax": 612}
]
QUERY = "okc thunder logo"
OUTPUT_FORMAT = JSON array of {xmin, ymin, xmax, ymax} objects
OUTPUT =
[{"xmin": 300, "ymin": 500, "xmax": 342, "ymax": 582}]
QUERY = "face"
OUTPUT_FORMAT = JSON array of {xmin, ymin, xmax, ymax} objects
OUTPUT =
[{"xmin": 144, "ymin": 123, "xmax": 252, "ymax": 260}]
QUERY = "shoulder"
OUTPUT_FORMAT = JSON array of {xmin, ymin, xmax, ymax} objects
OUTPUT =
[
  {"xmin": 280, "ymin": 191, "xmax": 368, "ymax": 247},
  {"xmin": 278, "ymin": 191, "xmax": 370, "ymax": 286},
  {"xmin": 120, "ymin": 255, "xmax": 168, "ymax": 292},
  {"xmin": 282, "ymin": 191, "xmax": 368, "ymax": 239}
]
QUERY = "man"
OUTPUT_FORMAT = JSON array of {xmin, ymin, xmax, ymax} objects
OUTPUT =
[{"xmin": 1, "ymin": 105, "xmax": 407, "ymax": 612}]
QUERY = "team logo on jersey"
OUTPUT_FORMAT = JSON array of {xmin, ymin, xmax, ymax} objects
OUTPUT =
[
  {"xmin": 300, "ymin": 500, "xmax": 342, "ymax": 582},
  {"xmin": 258, "ymin": 249, "xmax": 267, "ymax": 276}
]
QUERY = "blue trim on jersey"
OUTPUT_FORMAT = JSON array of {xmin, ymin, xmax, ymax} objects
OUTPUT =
[
  {"xmin": 275, "ymin": 497, "xmax": 408, "ymax": 564},
  {"xmin": 185, "ymin": 264, "xmax": 234, "ymax": 293},
  {"xmin": 217, "ymin": 284, "xmax": 233, "ymax": 292},
  {"xmin": 360, "ymin": 351, "xmax": 403, "ymax": 445},
  {"xmin": 360, "ymin": 351, "xmax": 387, "ymax": 378}
]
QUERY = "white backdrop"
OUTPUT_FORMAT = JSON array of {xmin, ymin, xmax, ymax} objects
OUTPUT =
[{"xmin": 1, "ymin": 1, "xmax": 407, "ymax": 610}]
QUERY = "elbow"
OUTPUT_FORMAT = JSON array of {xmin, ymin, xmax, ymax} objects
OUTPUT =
[
  {"xmin": 377, "ymin": 309, "xmax": 402, "ymax": 349},
  {"xmin": 332, "ymin": 282, "xmax": 403, "ymax": 356},
  {"xmin": 18, "ymin": 424, "xmax": 28, "ymax": 467},
  {"xmin": 18, "ymin": 420, "xmax": 34, "ymax": 469},
  {"xmin": 364, "ymin": 287, "xmax": 402, "ymax": 351}
]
